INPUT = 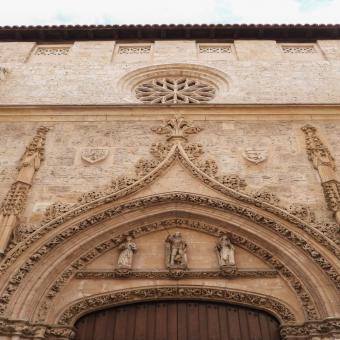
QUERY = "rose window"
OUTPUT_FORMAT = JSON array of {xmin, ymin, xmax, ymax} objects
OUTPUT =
[{"xmin": 135, "ymin": 78, "xmax": 216, "ymax": 104}]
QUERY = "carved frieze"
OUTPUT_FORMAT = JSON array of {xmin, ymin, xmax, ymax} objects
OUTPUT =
[
  {"xmin": 0, "ymin": 317, "xmax": 75, "ymax": 339},
  {"xmin": 58, "ymin": 286, "xmax": 296, "ymax": 325},
  {"xmin": 289, "ymin": 203, "xmax": 316, "ymax": 224},
  {"xmin": 75, "ymin": 269, "xmax": 278, "ymax": 280},
  {"xmin": 252, "ymin": 190, "xmax": 281, "ymax": 206},
  {"xmin": 281, "ymin": 318, "xmax": 340, "ymax": 339}
]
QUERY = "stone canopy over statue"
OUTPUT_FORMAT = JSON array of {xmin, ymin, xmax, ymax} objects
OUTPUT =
[
  {"xmin": 216, "ymin": 235, "xmax": 235, "ymax": 267},
  {"xmin": 165, "ymin": 232, "xmax": 188, "ymax": 269}
]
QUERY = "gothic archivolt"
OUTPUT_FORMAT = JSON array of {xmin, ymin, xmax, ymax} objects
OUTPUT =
[
  {"xmin": 0, "ymin": 117, "xmax": 339, "ymax": 339},
  {"xmin": 35, "ymin": 218, "xmax": 319, "ymax": 323}
]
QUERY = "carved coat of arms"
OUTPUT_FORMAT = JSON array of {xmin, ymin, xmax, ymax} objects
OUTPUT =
[
  {"xmin": 242, "ymin": 149, "xmax": 267, "ymax": 164},
  {"xmin": 81, "ymin": 148, "xmax": 109, "ymax": 164}
]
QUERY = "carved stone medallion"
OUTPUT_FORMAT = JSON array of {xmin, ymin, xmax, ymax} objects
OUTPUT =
[
  {"xmin": 81, "ymin": 148, "xmax": 109, "ymax": 164},
  {"xmin": 242, "ymin": 149, "xmax": 267, "ymax": 164}
]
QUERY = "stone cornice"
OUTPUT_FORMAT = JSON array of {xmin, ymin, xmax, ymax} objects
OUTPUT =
[{"xmin": 0, "ymin": 24, "xmax": 339, "ymax": 42}]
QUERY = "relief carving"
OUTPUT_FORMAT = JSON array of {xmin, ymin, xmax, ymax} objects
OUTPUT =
[
  {"xmin": 81, "ymin": 148, "xmax": 109, "ymax": 164},
  {"xmin": 252, "ymin": 190, "xmax": 281, "ymax": 206},
  {"xmin": 76, "ymin": 269, "xmax": 278, "ymax": 280},
  {"xmin": 301, "ymin": 125, "xmax": 340, "ymax": 225},
  {"xmin": 242, "ymin": 148, "xmax": 268, "ymax": 164},
  {"xmin": 0, "ymin": 126, "xmax": 49, "ymax": 256},
  {"xmin": 57, "ymin": 286, "xmax": 296, "ymax": 326},
  {"xmin": 0, "ymin": 317, "xmax": 75, "ymax": 339},
  {"xmin": 289, "ymin": 203, "xmax": 316, "ymax": 224},
  {"xmin": 35, "ymin": 219, "xmax": 319, "ymax": 322},
  {"xmin": 151, "ymin": 115, "xmax": 203, "ymax": 142}
]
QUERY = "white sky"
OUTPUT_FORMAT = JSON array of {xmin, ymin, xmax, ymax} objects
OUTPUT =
[{"xmin": 1, "ymin": 0, "xmax": 339, "ymax": 26}]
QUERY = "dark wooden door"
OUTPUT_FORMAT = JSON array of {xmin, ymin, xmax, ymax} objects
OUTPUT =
[{"xmin": 75, "ymin": 300, "xmax": 281, "ymax": 340}]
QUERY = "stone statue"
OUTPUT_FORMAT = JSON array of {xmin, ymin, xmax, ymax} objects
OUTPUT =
[
  {"xmin": 216, "ymin": 235, "xmax": 235, "ymax": 267},
  {"xmin": 165, "ymin": 232, "xmax": 188, "ymax": 269},
  {"xmin": 17, "ymin": 136, "xmax": 44, "ymax": 185},
  {"xmin": 117, "ymin": 236, "xmax": 137, "ymax": 269}
]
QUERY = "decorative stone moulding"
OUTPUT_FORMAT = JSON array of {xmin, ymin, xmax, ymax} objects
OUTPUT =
[
  {"xmin": 57, "ymin": 286, "xmax": 296, "ymax": 326},
  {"xmin": 118, "ymin": 63, "xmax": 230, "ymax": 103}
]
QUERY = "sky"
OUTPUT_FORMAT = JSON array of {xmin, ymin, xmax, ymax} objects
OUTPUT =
[{"xmin": 0, "ymin": 0, "xmax": 339, "ymax": 26}]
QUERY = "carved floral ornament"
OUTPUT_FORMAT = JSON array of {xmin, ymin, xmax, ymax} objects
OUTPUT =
[
  {"xmin": 0, "ymin": 117, "xmax": 339, "ymax": 334},
  {"xmin": 57, "ymin": 286, "xmax": 296, "ymax": 326}
]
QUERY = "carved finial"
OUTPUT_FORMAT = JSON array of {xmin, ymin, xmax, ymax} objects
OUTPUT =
[
  {"xmin": 152, "ymin": 115, "xmax": 202, "ymax": 142},
  {"xmin": 301, "ymin": 124, "xmax": 340, "ymax": 225},
  {"xmin": 0, "ymin": 126, "xmax": 49, "ymax": 256}
]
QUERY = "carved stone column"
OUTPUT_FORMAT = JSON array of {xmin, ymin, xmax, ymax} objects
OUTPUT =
[
  {"xmin": 301, "ymin": 125, "xmax": 340, "ymax": 225},
  {"xmin": 0, "ymin": 126, "xmax": 49, "ymax": 256}
]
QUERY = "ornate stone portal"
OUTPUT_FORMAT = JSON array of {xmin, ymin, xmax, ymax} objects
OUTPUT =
[{"xmin": 0, "ymin": 115, "xmax": 339, "ymax": 339}]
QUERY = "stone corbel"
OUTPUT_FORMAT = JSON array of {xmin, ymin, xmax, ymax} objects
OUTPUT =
[{"xmin": 301, "ymin": 125, "xmax": 340, "ymax": 225}]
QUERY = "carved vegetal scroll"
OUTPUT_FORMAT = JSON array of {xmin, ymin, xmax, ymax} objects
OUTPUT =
[
  {"xmin": 301, "ymin": 125, "xmax": 340, "ymax": 225},
  {"xmin": 0, "ymin": 126, "xmax": 49, "ymax": 256}
]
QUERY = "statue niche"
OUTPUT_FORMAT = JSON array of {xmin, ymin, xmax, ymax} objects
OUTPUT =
[
  {"xmin": 216, "ymin": 235, "xmax": 235, "ymax": 268},
  {"xmin": 165, "ymin": 232, "xmax": 188, "ymax": 269}
]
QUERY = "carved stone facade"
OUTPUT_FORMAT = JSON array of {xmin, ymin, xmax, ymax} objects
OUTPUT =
[{"xmin": 0, "ymin": 25, "xmax": 339, "ymax": 339}]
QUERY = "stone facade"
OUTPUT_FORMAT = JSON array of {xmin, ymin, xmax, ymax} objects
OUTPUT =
[{"xmin": 0, "ymin": 25, "xmax": 339, "ymax": 339}]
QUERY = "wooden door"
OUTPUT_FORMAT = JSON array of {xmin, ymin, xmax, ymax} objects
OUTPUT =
[{"xmin": 75, "ymin": 300, "xmax": 281, "ymax": 340}]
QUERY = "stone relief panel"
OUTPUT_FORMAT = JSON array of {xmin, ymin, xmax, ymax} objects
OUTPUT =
[{"xmin": 85, "ymin": 228, "xmax": 271, "ymax": 272}]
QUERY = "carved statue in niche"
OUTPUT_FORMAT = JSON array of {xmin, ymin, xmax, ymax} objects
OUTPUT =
[
  {"xmin": 216, "ymin": 235, "xmax": 235, "ymax": 267},
  {"xmin": 165, "ymin": 232, "xmax": 188, "ymax": 269},
  {"xmin": 117, "ymin": 236, "xmax": 137, "ymax": 269}
]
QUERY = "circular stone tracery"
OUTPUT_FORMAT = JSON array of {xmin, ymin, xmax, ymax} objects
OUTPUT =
[{"xmin": 135, "ymin": 77, "xmax": 216, "ymax": 104}]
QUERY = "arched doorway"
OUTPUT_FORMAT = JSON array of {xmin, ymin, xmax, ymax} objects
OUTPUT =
[{"xmin": 74, "ymin": 300, "xmax": 281, "ymax": 340}]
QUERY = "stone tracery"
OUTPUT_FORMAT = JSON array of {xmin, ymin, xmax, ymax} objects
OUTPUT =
[{"xmin": 135, "ymin": 77, "xmax": 216, "ymax": 104}]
